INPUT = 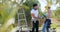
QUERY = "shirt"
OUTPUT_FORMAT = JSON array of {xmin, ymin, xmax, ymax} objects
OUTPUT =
[{"xmin": 31, "ymin": 9, "xmax": 38, "ymax": 21}]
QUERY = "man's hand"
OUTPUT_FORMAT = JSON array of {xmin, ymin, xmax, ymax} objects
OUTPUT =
[{"xmin": 31, "ymin": 13, "xmax": 38, "ymax": 19}]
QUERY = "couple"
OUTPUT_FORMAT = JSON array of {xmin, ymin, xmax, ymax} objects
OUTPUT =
[{"xmin": 31, "ymin": 4, "xmax": 51, "ymax": 32}]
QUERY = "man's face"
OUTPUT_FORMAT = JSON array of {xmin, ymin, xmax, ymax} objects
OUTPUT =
[{"xmin": 34, "ymin": 6, "xmax": 38, "ymax": 10}]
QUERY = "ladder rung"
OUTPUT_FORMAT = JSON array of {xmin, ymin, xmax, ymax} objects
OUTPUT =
[
  {"xmin": 18, "ymin": 19, "xmax": 26, "ymax": 21},
  {"xmin": 18, "ymin": 13, "xmax": 24, "ymax": 14},
  {"xmin": 19, "ymin": 25, "xmax": 28, "ymax": 27},
  {"xmin": 18, "ymin": 27, "xmax": 30, "ymax": 31},
  {"xmin": 22, "ymin": 25, "xmax": 27, "ymax": 26}
]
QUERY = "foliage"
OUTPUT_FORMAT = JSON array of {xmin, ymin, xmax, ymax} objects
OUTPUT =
[
  {"xmin": 54, "ymin": 8, "xmax": 60, "ymax": 21},
  {"xmin": 0, "ymin": 0, "xmax": 20, "ymax": 32}
]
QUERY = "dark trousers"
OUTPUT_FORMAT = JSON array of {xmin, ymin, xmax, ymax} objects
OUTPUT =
[{"xmin": 32, "ymin": 21, "xmax": 39, "ymax": 32}]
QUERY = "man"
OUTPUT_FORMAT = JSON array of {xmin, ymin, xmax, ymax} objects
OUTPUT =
[
  {"xmin": 31, "ymin": 4, "xmax": 39, "ymax": 32},
  {"xmin": 42, "ymin": 7, "xmax": 51, "ymax": 32}
]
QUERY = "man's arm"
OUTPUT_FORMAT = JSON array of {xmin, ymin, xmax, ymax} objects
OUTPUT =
[{"xmin": 31, "ymin": 13, "xmax": 38, "ymax": 19}]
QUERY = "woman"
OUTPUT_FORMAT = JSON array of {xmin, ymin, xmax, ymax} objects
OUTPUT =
[{"xmin": 42, "ymin": 7, "xmax": 51, "ymax": 32}]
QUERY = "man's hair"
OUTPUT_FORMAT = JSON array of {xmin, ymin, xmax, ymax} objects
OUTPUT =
[
  {"xmin": 48, "ymin": 7, "xmax": 50, "ymax": 9},
  {"xmin": 33, "ymin": 4, "xmax": 38, "ymax": 7}
]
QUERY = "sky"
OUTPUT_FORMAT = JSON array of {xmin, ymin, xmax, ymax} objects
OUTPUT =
[
  {"xmin": 10, "ymin": 0, "xmax": 60, "ymax": 12},
  {"xmin": 38, "ymin": 0, "xmax": 59, "ymax": 12},
  {"xmin": 38, "ymin": 0, "xmax": 47, "ymax": 12}
]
